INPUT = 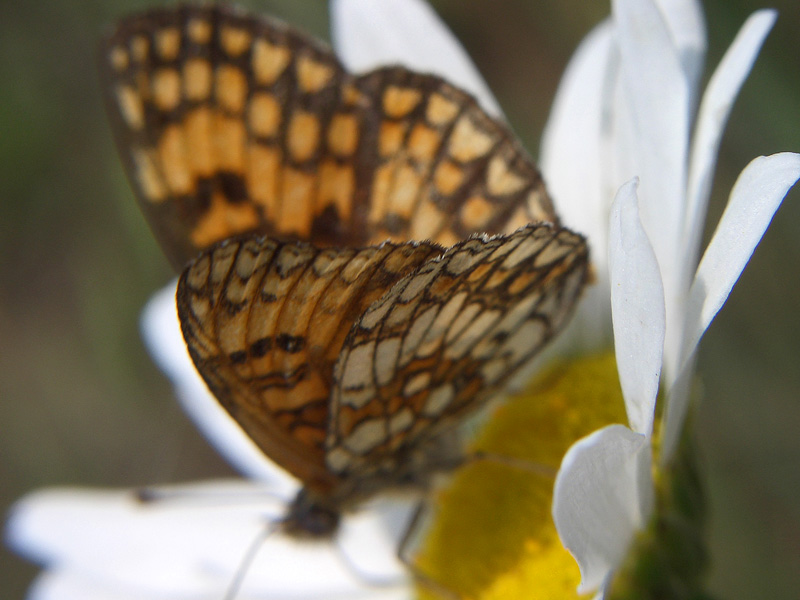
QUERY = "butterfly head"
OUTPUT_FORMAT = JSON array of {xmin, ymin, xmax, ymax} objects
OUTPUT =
[{"xmin": 280, "ymin": 487, "xmax": 341, "ymax": 539}]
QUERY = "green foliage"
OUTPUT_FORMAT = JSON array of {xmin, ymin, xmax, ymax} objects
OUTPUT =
[{"xmin": 608, "ymin": 428, "xmax": 714, "ymax": 600}]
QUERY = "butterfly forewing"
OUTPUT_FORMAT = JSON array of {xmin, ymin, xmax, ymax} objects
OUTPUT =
[
  {"xmin": 348, "ymin": 67, "xmax": 559, "ymax": 246},
  {"xmin": 101, "ymin": 4, "xmax": 558, "ymax": 270},
  {"xmin": 326, "ymin": 225, "xmax": 589, "ymax": 478},
  {"xmin": 177, "ymin": 234, "xmax": 444, "ymax": 489},
  {"xmin": 101, "ymin": 5, "xmax": 356, "ymax": 268}
]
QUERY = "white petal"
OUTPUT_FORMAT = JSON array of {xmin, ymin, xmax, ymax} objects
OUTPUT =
[
  {"xmin": 553, "ymin": 425, "xmax": 654, "ymax": 594},
  {"xmin": 330, "ymin": 0, "xmax": 502, "ymax": 117},
  {"xmin": 663, "ymin": 154, "xmax": 799, "ymax": 457},
  {"xmin": 608, "ymin": 179, "xmax": 665, "ymax": 436},
  {"xmin": 683, "ymin": 10, "xmax": 777, "ymax": 282},
  {"xmin": 7, "ymin": 483, "xmax": 409, "ymax": 599},
  {"xmin": 7, "ymin": 483, "xmax": 281, "ymax": 595},
  {"xmin": 682, "ymin": 153, "xmax": 800, "ymax": 366},
  {"xmin": 540, "ymin": 19, "xmax": 613, "ymax": 235},
  {"xmin": 613, "ymin": 0, "xmax": 689, "ymax": 295},
  {"xmin": 659, "ymin": 352, "xmax": 696, "ymax": 463},
  {"xmin": 140, "ymin": 284, "xmax": 295, "ymax": 489},
  {"xmin": 539, "ymin": 20, "xmax": 615, "ymax": 349},
  {"xmin": 338, "ymin": 498, "xmax": 416, "ymax": 581},
  {"xmin": 27, "ymin": 569, "xmax": 165, "ymax": 600},
  {"xmin": 27, "ymin": 568, "xmax": 409, "ymax": 600},
  {"xmin": 139, "ymin": 280, "xmax": 195, "ymax": 384},
  {"xmin": 653, "ymin": 0, "xmax": 707, "ymax": 94}
]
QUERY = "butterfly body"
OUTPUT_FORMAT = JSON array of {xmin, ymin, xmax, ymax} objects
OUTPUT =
[{"xmin": 102, "ymin": 3, "xmax": 589, "ymax": 538}]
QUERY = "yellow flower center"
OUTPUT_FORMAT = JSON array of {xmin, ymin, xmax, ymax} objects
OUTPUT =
[{"xmin": 414, "ymin": 351, "xmax": 627, "ymax": 599}]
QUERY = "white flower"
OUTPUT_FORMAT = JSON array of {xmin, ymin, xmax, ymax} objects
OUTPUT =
[
  {"xmin": 549, "ymin": 0, "xmax": 800, "ymax": 595},
  {"xmin": 6, "ymin": 481, "xmax": 411, "ymax": 600},
  {"xmin": 6, "ymin": 0, "xmax": 798, "ymax": 599}
]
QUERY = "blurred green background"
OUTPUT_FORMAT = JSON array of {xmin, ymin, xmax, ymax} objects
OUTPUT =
[{"xmin": 1, "ymin": 1, "xmax": 798, "ymax": 597}]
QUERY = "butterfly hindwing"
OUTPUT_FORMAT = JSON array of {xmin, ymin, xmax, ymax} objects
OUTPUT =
[
  {"xmin": 176, "ymin": 233, "xmax": 443, "ymax": 489},
  {"xmin": 326, "ymin": 224, "xmax": 589, "ymax": 479}
]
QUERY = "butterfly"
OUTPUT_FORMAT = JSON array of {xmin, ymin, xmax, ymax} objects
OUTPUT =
[{"xmin": 100, "ymin": 3, "xmax": 590, "ymax": 538}]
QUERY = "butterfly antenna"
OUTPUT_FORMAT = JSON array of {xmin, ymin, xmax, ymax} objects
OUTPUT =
[
  {"xmin": 223, "ymin": 519, "xmax": 280, "ymax": 600},
  {"xmin": 134, "ymin": 484, "xmax": 291, "ymax": 507}
]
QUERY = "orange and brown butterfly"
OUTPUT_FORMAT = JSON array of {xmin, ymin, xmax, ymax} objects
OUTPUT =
[{"xmin": 100, "ymin": 3, "xmax": 590, "ymax": 537}]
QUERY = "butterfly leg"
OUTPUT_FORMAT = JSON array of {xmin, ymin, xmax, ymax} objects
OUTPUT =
[
  {"xmin": 393, "ymin": 499, "xmax": 468, "ymax": 600},
  {"xmin": 465, "ymin": 449, "xmax": 557, "ymax": 478}
]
